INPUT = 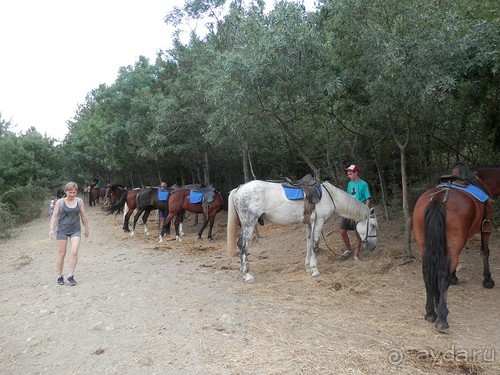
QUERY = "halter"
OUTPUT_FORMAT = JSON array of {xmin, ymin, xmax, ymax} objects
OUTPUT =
[{"xmin": 359, "ymin": 211, "xmax": 377, "ymax": 243}]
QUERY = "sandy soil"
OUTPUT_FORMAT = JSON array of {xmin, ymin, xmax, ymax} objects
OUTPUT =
[{"xmin": 0, "ymin": 199, "xmax": 499, "ymax": 375}]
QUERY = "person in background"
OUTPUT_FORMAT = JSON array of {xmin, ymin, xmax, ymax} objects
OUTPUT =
[
  {"xmin": 159, "ymin": 181, "xmax": 168, "ymax": 229},
  {"xmin": 49, "ymin": 199, "xmax": 55, "ymax": 217},
  {"xmin": 338, "ymin": 165, "xmax": 372, "ymax": 261},
  {"xmin": 49, "ymin": 182, "xmax": 89, "ymax": 286}
]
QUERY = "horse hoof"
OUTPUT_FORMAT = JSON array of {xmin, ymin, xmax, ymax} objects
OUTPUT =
[
  {"xmin": 311, "ymin": 269, "xmax": 321, "ymax": 277},
  {"xmin": 158, "ymin": 236, "xmax": 163, "ymax": 243},
  {"xmin": 435, "ymin": 320, "xmax": 449, "ymax": 334},
  {"xmin": 483, "ymin": 279, "xmax": 495, "ymax": 289},
  {"xmin": 244, "ymin": 274, "xmax": 256, "ymax": 283},
  {"xmin": 450, "ymin": 275, "xmax": 458, "ymax": 285},
  {"xmin": 176, "ymin": 236, "xmax": 182, "ymax": 242},
  {"xmin": 425, "ymin": 312, "xmax": 437, "ymax": 322}
]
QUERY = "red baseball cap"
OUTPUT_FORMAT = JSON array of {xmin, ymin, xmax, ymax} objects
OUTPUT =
[{"xmin": 344, "ymin": 164, "xmax": 359, "ymax": 173}]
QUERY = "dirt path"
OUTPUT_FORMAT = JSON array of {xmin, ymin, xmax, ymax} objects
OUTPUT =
[{"xmin": 1, "ymin": 202, "xmax": 499, "ymax": 374}]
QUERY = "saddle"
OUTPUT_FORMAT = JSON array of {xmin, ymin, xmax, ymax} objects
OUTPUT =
[
  {"xmin": 185, "ymin": 184, "xmax": 217, "ymax": 219},
  {"xmin": 188, "ymin": 184, "xmax": 215, "ymax": 204},
  {"xmin": 438, "ymin": 163, "xmax": 494, "ymax": 233},
  {"xmin": 282, "ymin": 174, "xmax": 322, "ymax": 223},
  {"xmin": 283, "ymin": 174, "xmax": 322, "ymax": 203}
]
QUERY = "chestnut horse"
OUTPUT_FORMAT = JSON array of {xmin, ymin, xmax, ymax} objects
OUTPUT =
[
  {"xmin": 413, "ymin": 164, "xmax": 500, "ymax": 333},
  {"xmin": 90, "ymin": 186, "xmax": 107, "ymax": 206},
  {"xmin": 159, "ymin": 187, "xmax": 226, "ymax": 242},
  {"xmin": 106, "ymin": 184, "xmax": 126, "ymax": 207},
  {"xmin": 108, "ymin": 188, "xmax": 142, "ymax": 232}
]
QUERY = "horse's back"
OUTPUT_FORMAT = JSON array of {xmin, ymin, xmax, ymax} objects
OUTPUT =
[
  {"xmin": 233, "ymin": 180, "xmax": 305, "ymax": 225},
  {"xmin": 413, "ymin": 187, "xmax": 485, "ymax": 253}
]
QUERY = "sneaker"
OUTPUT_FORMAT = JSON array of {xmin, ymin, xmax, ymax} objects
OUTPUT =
[
  {"xmin": 67, "ymin": 275, "xmax": 77, "ymax": 286},
  {"xmin": 57, "ymin": 276, "xmax": 64, "ymax": 285},
  {"xmin": 353, "ymin": 256, "xmax": 361, "ymax": 262},
  {"xmin": 339, "ymin": 250, "xmax": 352, "ymax": 259}
]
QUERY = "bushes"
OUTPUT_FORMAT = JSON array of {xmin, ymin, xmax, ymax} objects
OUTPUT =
[
  {"xmin": 0, "ymin": 202, "xmax": 17, "ymax": 239},
  {"xmin": 0, "ymin": 183, "xmax": 46, "ymax": 239}
]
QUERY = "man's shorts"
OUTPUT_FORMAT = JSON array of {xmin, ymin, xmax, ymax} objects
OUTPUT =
[{"xmin": 340, "ymin": 218, "xmax": 356, "ymax": 231}]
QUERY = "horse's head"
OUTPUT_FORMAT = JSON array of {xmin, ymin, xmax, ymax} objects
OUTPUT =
[{"xmin": 356, "ymin": 207, "xmax": 377, "ymax": 251}]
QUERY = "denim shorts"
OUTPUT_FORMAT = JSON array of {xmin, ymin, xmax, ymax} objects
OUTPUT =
[{"xmin": 56, "ymin": 230, "xmax": 81, "ymax": 240}]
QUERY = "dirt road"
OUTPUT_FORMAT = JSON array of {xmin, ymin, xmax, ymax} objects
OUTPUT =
[{"xmin": 1, "ymin": 203, "xmax": 498, "ymax": 374}]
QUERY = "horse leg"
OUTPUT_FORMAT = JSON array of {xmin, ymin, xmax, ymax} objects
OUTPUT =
[
  {"xmin": 197, "ymin": 217, "xmax": 210, "ymax": 240},
  {"xmin": 422, "ymin": 263, "xmax": 438, "ymax": 322},
  {"xmin": 171, "ymin": 211, "xmax": 184, "ymax": 242},
  {"xmin": 480, "ymin": 231, "xmax": 495, "ymax": 288},
  {"xmin": 238, "ymin": 223, "xmax": 256, "ymax": 283},
  {"xmin": 304, "ymin": 223, "xmax": 312, "ymax": 273},
  {"xmin": 131, "ymin": 209, "xmax": 144, "ymax": 237},
  {"xmin": 206, "ymin": 217, "xmax": 217, "ymax": 241},
  {"xmin": 123, "ymin": 211, "xmax": 132, "ymax": 232},
  {"xmin": 174, "ymin": 219, "xmax": 182, "ymax": 242},
  {"xmin": 434, "ymin": 269, "xmax": 451, "ymax": 333},
  {"xmin": 450, "ymin": 271, "xmax": 458, "ymax": 285},
  {"xmin": 308, "ymin": 217, "xmax": 322, "ymax": 278},
  {"xmin": 142, "ymin": 208, "xmax": 152, "ymax": 236},
  {"xmin": 159, "ymin": 212, "xmax": 176, "ymax": 242}
]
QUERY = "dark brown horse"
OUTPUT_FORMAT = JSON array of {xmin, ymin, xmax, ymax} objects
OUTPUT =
[
  {"xmin": 159, "ymin": 187, "xmax": 226, "ymax": 242},
  {"xmin": 413, "ymin": 164, "xmax": 500, "ymax": 333},
  {"xmin": 90, "ymin": 186, "xmax": 107, "ymax": 206},
  {"xmin": 105, "ymin": 184, "xmax": 126, "ymax": 207},
  {"xmin": 129, "ymin": 187, "xmax": 174, "ymax": 237},
  {"xmin": 108, "ymin": 188, "xmax": 142, "ymax": 232},
  {"xmin": 55, "ymin": 186, "xmax": 65, "ymax": 199}
]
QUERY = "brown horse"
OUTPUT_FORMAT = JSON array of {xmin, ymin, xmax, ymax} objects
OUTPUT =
[
  {"xmin": 108, "ymin": 188, "xmax": 142, "ymax": 232},
  {"xmin": 90, "ymin": 186, "xmax": 106, "ymax": 206},
  {"xmin": 55, "ymin": 186, "xmax": 65, "ymax": 199},
  {"xmin": 159, "ymin": 187, "xmax": 226, "ymax": 242},
  {"xmin": 129, "ymin": 187, "xmax": 175, "ymax": 236},
  {"xmin": 104, "ymin": 184, "xmax": 126, "ymax": 208},
  {"xmin": 413, "ymin": 164, "xmax": 500, "ymax": 333}
]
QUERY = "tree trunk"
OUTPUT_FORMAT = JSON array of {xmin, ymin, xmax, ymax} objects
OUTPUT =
[
  {"xmin": 388, "ymin": 115, "xmax": 413, "ymax": 263},
  {"xmin": 203, "ymin": 151, "xmax": 210, "ymax": 185},
  {"xmin": 242, "ymin": 140, "xmax": 250, "ymax": 182}
]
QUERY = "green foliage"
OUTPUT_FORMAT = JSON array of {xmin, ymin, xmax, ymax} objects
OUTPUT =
[
  {"xmin": 0, "ymin": 201, "xmax": 17, "ymax": 239},
  {"xmin": 2, "ymin": 0, "xmax": 499, "ymax": 232}
]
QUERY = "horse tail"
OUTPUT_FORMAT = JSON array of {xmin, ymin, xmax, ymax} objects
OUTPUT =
[
  {"xmin": 226, "ymin": 189, "xmax": 239, "ymax": 257},
  {"xmin": 109, "ymin": 189, "xmax": 127, "ymax": 214},
  {"xmin": 423, "ymin": 200, "xmax": 450, "ymax": 295}
]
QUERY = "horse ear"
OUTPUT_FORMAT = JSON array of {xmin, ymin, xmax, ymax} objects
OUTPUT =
[{"xmin": 370, "ymin": 207, "xmax": 375, "ymax": 215}]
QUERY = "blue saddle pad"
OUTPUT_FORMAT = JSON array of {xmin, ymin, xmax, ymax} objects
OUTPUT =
[
  {"xmin": 438, "ymin": 183, "xmax": 489, "ymax": 202},
  {"xmin": 158, "ymin": 190, "xmax": 169, "ymax": 201},
  {"xmin": 190, "ymin": 190, "xmax": 203, "ymax": 204},
  {"xmin": 282, "ymin": 185, "xmax": 304, "ymax": 200}
]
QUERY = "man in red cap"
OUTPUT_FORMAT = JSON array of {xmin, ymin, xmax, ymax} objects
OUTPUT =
[{"xmin": 339, "ymin": 164, "xmax": 372, "ymax": 261}]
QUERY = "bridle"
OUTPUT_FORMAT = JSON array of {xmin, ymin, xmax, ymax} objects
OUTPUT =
[{"xmin": 359, "ymin": 213, "xmax": 377, "ymax": 243}]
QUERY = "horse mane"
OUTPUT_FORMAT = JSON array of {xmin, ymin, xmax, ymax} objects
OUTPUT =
[{"xmin": 323, "ymin": 181, "xmax": 369, "ymax": 220}]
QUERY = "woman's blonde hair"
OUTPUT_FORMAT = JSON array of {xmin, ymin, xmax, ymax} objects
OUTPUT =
[{"xmin": 64, "ymin": 181, "xmax": 78, "ymax": 191}]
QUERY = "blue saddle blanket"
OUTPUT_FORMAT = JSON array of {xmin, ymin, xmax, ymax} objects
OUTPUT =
[
  {"xmin": 438, "ymin": 183, "xmax": 489, "ymax": 202},
  {"xmin": 158, "ymin": 190, "xmax": 169, "ymax": 201},
  {"xmin": 282, "ymin": 185, "xmax": 304, "ymax": 200},
  {"xmin": 190, "ymin": 190, "xmax": 203, "ymax": 204}
]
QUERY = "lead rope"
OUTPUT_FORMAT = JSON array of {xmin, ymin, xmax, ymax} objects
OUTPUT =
[{"xmin": 319, "ymin": 182, "xmax": 340, "ymax": 257}]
